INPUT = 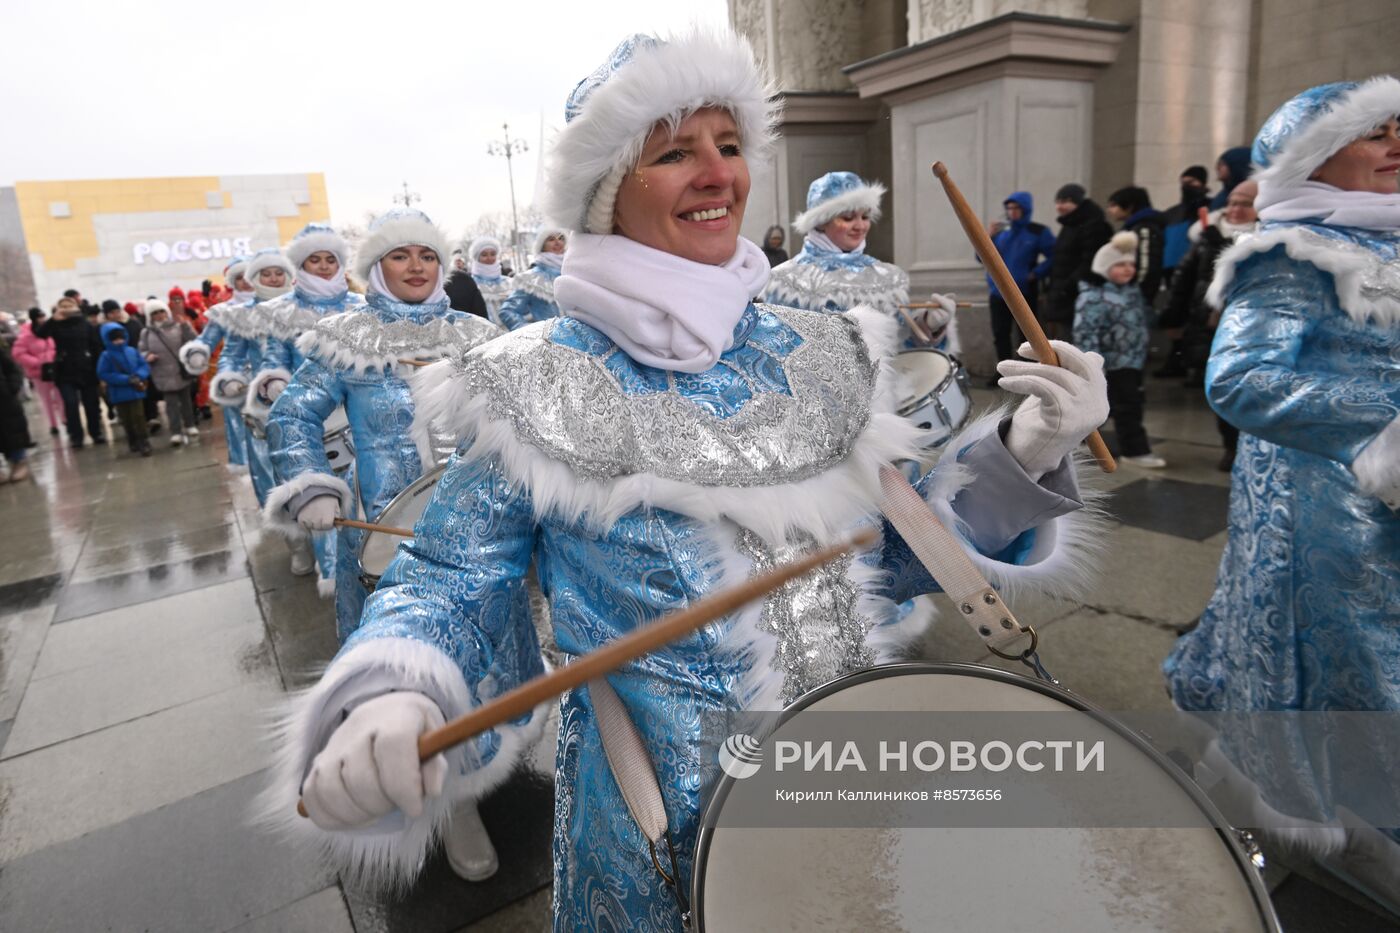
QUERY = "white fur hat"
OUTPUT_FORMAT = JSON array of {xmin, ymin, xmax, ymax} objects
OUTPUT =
[
  {"xmin": 286, "ymin": 223, "xmax": 350, "ymax": 270},
  {"xmin": 353, "ymin": 209, "xmax": 452, "ymax": 282},
  {"xmin": 144, "ymin": 298, "xmax": 170, "ymax": 316},
  {"xmin": 223, "ymin": 255, "xmax": 249, "ymax": 287},
  {"xmin": 532, "ymin": 226, "xmax": 569, "ymax": 255},
  {"xmin": 793, "ymin": 171, "xmax": 886, "ymax": 234},
  {"xmin": 1092, "ymin": 231, "xmax": 1139, "ymax": 278},
  {"xmin": 244, "ymin": 247, "xmax": 296, "ymax": 283},
  {"xmin": 468, "ymin": 236, "xmax": 502, "ymax": 261},
  {"xmin": 542, "ymin": 28, "xmax": 778, "ymax": 234}
]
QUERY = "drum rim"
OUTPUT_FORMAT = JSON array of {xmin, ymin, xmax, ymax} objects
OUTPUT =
[
  {"xmin": 892, "ymin": 348, "xmax": 959, "ymax": 418},
  {"xmin": 355, "ymin": 461, "xmax": 450, "ymax": 569},
  {"xmin": 691, "ymin": 661, "xmax": 1281, "ymax": 932}
]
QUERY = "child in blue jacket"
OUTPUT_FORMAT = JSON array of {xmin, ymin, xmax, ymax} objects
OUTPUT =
[
  {"xmin": 97, "ymin": 322, "xmax": 153, "ymax": 456},
  {"xmin": 1073, "ymin": 231, "xmax": 1164, "ymax": 468}
]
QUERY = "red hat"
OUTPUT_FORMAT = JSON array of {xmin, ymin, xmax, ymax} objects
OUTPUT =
[
  {"xmin": 168, "ymin": 285, "xmax": 186, "ymax": 300},
  {"xmin": 186, "ymin": 292, "xmax": 207, "ymax": 311},
  {"xmin": 123, "ymin": 301, "xmax": 139, "ymax": 315}
]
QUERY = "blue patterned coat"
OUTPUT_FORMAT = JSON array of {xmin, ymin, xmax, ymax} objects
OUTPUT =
[
  {"xmin": 264, "ymin": 303, "xmax": 1102, "ymax": 929},
  {"xmin": 1072, "ymin": 278, "xmax": 1150, "ymax": 371},
  {"xmin": 497, "ymin": 262, "xmax": 562, "ymax": 331}
]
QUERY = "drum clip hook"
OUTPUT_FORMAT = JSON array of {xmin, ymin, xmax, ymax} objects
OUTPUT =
[
  {"xmin": 987, "ymin": 624, "xmax": 1059, "ymax": 684},
  {"xmin": 649, "ymin": 830, "xmax": 692, "ymax": 926}
]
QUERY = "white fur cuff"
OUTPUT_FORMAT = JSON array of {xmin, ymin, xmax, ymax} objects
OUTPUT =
[
  {"xmin": 178, "ymin": 340, "xmax": 212, "ymax": 375},
  {"xmin": 1353, "ymin": 415, "xmax": 1400, "ymax": 509},
  {"xmin": 209, "ymin": 370, "xmax": 250, "ymax": 407},
  {"xmin": 263, "ymin": 471, "xmax": 356, "ymax": 532}
]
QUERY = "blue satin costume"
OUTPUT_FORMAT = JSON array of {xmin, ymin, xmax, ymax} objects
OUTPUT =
[
  {"xmin": 265, "ymin": 291, "xmax": 502, "ymax": 641},
  {"xmin": 233, "ymin": 300, "xmax": 278, "ymax": 506},
  {"xmin": 256, "ymin": 285, "xmax": 366, "ymax": 587},
  {"xmin": 497, "ymin": 261, "xmax": 562, "ymax": 331},
  {"xmin": 472, "ymin": 273, "xmax": 511, "ymax": 325},
  {"xmin": 194, "ymin": 299, "xmax": 250, "ymax": 470},
  {"xmin": 288, "ymin": 302, "xmax": 1093, "ymax": 930}
]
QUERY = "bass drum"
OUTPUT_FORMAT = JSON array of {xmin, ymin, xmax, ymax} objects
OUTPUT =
[
  {"xmin": 693, "ymin": 663, "xmax": 1279, "ymax": 933},
  {"xmin": 356, "ymin": 464, "xmax": 447, "ymax": 591}
]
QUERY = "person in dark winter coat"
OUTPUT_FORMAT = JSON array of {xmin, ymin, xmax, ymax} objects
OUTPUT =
[
  {"xmin": 984, "ymin": 190, "xmax": 1055, "ymax": 366},
  {"xmin": 138, "ymin": 299, "xmax": 199, "ymax": 444},
  {"xmin": 0, "ymin": 345, "xmax": 33, "ymax": 482},
  {"xmin": 1208, "ymin": 146, "xmax": 1253, "ymax": 210},
  {"xmin": 1045, "ymin": 183, "xmax": 1112, "ymax": 340},
  {"xmin": 1105, "ymin": 186, "xmax": 1166, "ymax": 305},
  {"xmin": 761, "ymin": 224, "xmax": 789, "ymax": 266},
  {"xmin": 96, "ymin": 322, "xmax": 152, "ymax": 455},
  {"xmin": 1161, "ymin": 165, "xmax": 1213, "ymax": 273},
  {"xmin": 444, "ymin": 267, "xmax": 490, "ymax": 319},
  {"xmin": 36, "ymin": 297, "xmax": 107, "ymax": 447}
]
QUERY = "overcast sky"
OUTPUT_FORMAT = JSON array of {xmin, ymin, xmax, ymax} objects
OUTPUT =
[{"xmin": 0, "ymin": 0, "xmax": 727, "ymax": 240}]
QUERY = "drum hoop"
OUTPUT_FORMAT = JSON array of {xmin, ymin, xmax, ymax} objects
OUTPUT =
[
  {"xmin": 894, "ymin": 348, "xmax": 959, "ymax": 417},
  {"xmin": 691, "ymin": 661, "xmax": 1281, "ymax": 933},
  {"xmin": 355, "ymin": 462, "xmax": 450, "ymax": 565}
]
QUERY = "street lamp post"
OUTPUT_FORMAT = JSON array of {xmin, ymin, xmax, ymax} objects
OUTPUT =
[
  {"xmin": 487, "ymin": 122, "xmax": 528, "ymax": 270},
  {"xmin": 394, "ymin": 182, "xmax": 421, "ymax": 208}
]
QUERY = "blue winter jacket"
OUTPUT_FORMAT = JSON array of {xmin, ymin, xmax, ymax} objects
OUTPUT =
[
  {"xmin": 96, "ymin": 322, "xmax": 150, "ymax": 403},
  {"xmin": 986, "ymin": 191, "xmax": 1056, "ymax": 299}
]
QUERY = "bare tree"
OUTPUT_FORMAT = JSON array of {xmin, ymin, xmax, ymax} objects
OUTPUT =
[{"xmin": 0, "ymin": 240, "xmax": 37, "ymax": 310}]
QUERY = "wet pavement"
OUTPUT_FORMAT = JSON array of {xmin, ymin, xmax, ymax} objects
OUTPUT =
[{"xmin": 0, "ymin": 378, "xmax": 1395, "ymax": 932}]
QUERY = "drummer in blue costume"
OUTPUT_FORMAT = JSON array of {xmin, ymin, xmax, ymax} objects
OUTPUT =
[
  {"xmin": 262, "ymin": 30, "xmax": 1110, "ymax": 929},
  {"xmin": 466, "ymin": 236, "xmax": 511, "ymax": 324},
  {"xmin": 181, "ymin": 256, "xmax": 254, "ymax": 474},
  {"xmin": 497, "ymin": 228, "xmax": 568, "ymax": 330},
  {"xmin": 262, "ymin": 209, "xmax": 504, "ymax": 642},
  {"xmin": 765, "ymin": 171, "xmax": 959, "ymax": 351},
  {"xmin": 249, "ymin": 224, "xmax": 366, "ymax": 596},
  {"xmin": 1163, "ymin": 78, "xmax": 1400, "ymax": 885}
]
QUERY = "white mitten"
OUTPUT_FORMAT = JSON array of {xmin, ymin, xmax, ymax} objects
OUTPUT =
[
  {"xmin": 179, "ymin": 341, "xmax": 211, "ymax": 376},
  {"xmin": 296, "ymin": 495, "xmax": 340, "ymax": 531},
  {"xmin": 915, "ymin": 292, "xmax": 956, "ymax": 340},
  {"xmin": 260, "ymin": 376, "xmax": 288, "ymax": 404},
  {"xmin": 998, "ymin": 340, "xmax": 1109, "ymax": 480},
  {"xmin": 301, "ymin": 691, "xmax": 449, "ymax": 831}
]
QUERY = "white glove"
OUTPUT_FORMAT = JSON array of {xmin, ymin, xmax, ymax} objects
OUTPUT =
[
  {"xmin": 998, "ymin": 340, "xmax": 1109, "ymax": 480},
  {"xmin": 302, "ymin": 691, "xmax": 449, "ymax": 831},
  {"xmin": 258, "ymin": 375, "xmax": 288, "ymax": 405},
  {"xmin": 296, "ymin": 495, "xmax": 340, "ymax": 531},
  {"xmin": 913, "ymin": 293, "xmax": 956, "ymax": 340}
]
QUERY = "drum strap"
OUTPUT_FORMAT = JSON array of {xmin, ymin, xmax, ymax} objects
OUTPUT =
[
  {"xmin": 588, "ymin": 677, "xmax": 692, "ymax": 922},
  {"xmin": 878, "ymin": 465, "xmax": 1038, "ymax": 660}
]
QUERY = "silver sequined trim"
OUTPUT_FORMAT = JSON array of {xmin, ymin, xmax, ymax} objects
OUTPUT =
[
  {"xmin": 309, "ymin": 312, "xmax": 502, "ymax": 367},
  {"xmin": 451, "ymin": 304, "xmax": 876, "ymax": 486},
  {"xmin": 1291, "ymin": 227, "xmax": 1400, "ymax": 304},
  {"xmin": 766, "ymin": 259, "xmax": 909, "ymax": 314},
  {"xmin": 508, "ymin": 271, "xmax": 556, "ymax": 303},
  {"xmin": 736, "ymin": 528, "xmax": 873, "ymax": 705}
]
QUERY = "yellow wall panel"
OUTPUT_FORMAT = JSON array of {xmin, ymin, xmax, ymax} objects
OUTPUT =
[{"xmin": 223, "ymin": 191, "xmax": 233, "ymax": 208}]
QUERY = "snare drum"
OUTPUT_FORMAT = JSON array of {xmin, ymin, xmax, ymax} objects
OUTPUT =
[
  {"xmin": 322, "ymin": 407, "xmax": 354, "ymax": 476},
  {"xmin": 356, "ymin": 464, "xmax": 447, "ymax": 590},
  {"xmin": 890, "ymin": 349, "xmax": 971, "ymax": 450},
  {"xmin": 694, "ymin": 663, "xmax": 1279, "ymax": 933}
]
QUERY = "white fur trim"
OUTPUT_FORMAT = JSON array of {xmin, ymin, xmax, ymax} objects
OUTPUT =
[
  {"xmin": 793, "ymin": 181, "xmax": 886, "ymax": 235},
  {"xmin": 253, "ymin": 637, "xmax": 547, "ymax": 892},
  {"xmin": 226, "ymin": 462, "xmax": 249, "ymax": 475},
  {"xmin": 209, "ymin": 370, "xmax": 250, "ymax": 408},
  {"xmin": 1205, "ymin": 226, "xmax": 1400, "ymax": 326},
  {"xmin": 468, "ymin": 236, "xmax": 501, "ymax": 261},
  {"xmin": 1353, "ymin": 415, "xmax": 1400, "ymax": 508},
  {"xmin": 353, "ymin": 217, "xmax": 452, "ymax": 283},
  {"xmin": 1255, "ymin": 76, "xmax": 1400, "ymax": 192},
  {"xmin": 245, "ymin": 251, "xmax": 297, "ymax": 284},
  {"xmin": 288, "ymin": 229, "xmax": 350, "ymax": 270},
  {"xmin": 542, "ymin": 28, "xmax": 778, "ymax": 232},
  {"xmin": 317, "ymin": 575, "xmax": 337, "ymax": 599},
  {"xmin": 178, "ymin": 339, "xmax": 212, "ymax": 375},
  {"xmin": 919, "ymin": 406, "xmax": 1109, "ymax": 606},
  {"xmin": 263, "ymin": 471, "xmax": 356, "ymax": 534},
  {"xmin": 532, "ymin": 226, "xmax": 569, "ymax": 255},
  {"xmin": 246, "ymin": 368, "xmax": 293, "ymax": 421},
  {"xmin": 413, "ymin": 305, "xmax": 923, "ymax": 542}
]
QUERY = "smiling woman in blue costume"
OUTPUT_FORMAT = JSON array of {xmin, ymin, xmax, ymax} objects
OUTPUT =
[
  {"xmin": 764, "ymin": 171, "xmax": 959, "ymax": 351},
  {"xmin": 466, "ymin": 235, "xmax": 511, "ymax": 324},
  {"xmin": 246, "ymin": 224, "xmax": 366, "ymax": 597},
  {"xmin": 262, "ymin": 209, "xmax": 504, "ymax": 643},
  {"xmin": 260, "ymin": 29, "xmax": 1111, "ymax": 930},
  {"xmin": 181, "ymin": 256, "xmax": 255, "ymax": 474},
  {"xmin": 1163, "ymin": 77, "xmax": 1400, "ymax": 888},
  {"xmin": 497, "ymin": 227, "xmax": 568, "ymax": 330}
]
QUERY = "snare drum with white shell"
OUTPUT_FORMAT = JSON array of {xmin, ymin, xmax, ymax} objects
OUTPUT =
[
  {"xmin": 693, "ymin": 663, "xmax": 1279, "ymax": 933},
  {"xmin": 356, "ymin": 464, "xmax": 446, "ymax": 590},
  {"xmin": 890, "ymin": 349, "xmax": 972, "ymax": 450},
  {"xmin": 321, "ymin": 407, "xmax": 354, "ymax": 476}
]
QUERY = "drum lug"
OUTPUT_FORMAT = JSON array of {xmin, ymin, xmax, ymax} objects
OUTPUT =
[{"xmin": 1233, "ymin": 828, "xmax": 1266, "ymax": 871}]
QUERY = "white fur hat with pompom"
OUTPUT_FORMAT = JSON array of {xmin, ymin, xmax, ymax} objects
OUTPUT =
[{"xmin": 1092, "ymin": 231, "xmax": 1139, "ymax": 278}]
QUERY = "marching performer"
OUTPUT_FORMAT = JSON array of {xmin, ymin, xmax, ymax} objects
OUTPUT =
[
  {"xmin": 497, "ymin": 228, "xmax": 567, "ymax": 330},
  {"xmin": 249, "ymin": 224, "xmax": 366, "ymax": 595},
  {"xmin": 466, "ymin": 236, "xmax": 510, "ymax": 323},
  {"xmin": 261, "ymin": 30, "xmax": 1109, "ymax": 929},
  {"xmin": 764, "ymin": 171, "xmax": 958, "ymax": 351},
  {"xmin": 1164, "ymin": 77, "xmax": 1400, "ymax": 884},
  {"xmin": 262, "ymin": 209, "xmax": 503, "ymax": 642},
  {"xmin": 182, "ymin": 256, "xmax": 254, "ymax": 474}
]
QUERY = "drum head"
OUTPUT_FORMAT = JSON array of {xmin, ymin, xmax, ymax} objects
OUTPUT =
[
  {"xmin": 695, "ymin": 664, "xmax": 1277, "ymax": 933},
  {"xmin": 891, "ymin": 350, "xmax": 952, "ymax": 411},
  {"xmin": 357, "ymin": 465, "xmax": 447, "ymax": 578},
  {"xmin": 322, "ymin": 406, "xmax": 350, "ymax": 437}
]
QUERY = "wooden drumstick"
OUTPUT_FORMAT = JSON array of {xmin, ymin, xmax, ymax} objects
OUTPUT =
[
  {"xmin": 297, "ymin": 528, "xmax": 877, "ymax": 818},
  {"xmin": 930, "ymin": 162, "xmax": 1116, "ymax": 473},
  {"xmin": 897, "ymin": 306, "xmax": 933, "ymax": 345},
  {"xmin": 899, "ymin": 301, "xmax": 976, "ymax": 310},
  {"xmin": 333, "ymin": 517, "xmax": 415, "ymax": 537}
]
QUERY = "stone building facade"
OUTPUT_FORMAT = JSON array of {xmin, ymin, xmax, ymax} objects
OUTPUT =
[{"xmin": 730, "ymin": 0, "xmax": 1400, "ymax": 372}]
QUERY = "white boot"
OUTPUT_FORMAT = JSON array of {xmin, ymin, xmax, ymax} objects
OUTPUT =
[
  {"xmin": 288, "ymin": 537, "xmax": 316, "ymax": 576},
  {"xmin": 444, "ymin": 797, "xmax": 499, "ymax": 882}
]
